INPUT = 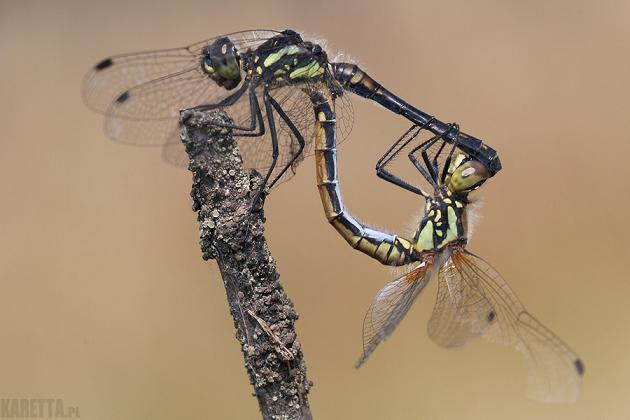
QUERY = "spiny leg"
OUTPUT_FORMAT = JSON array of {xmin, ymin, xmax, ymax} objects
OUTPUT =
[
  {"xmin": 440, "ymin": 124, "xmax": 461, "ymax": 184},
  {"xmin": 234, "ymin": 82, "xmax": 266, "ymax": 137},
  {"xmin": 375, "ymin": 125, "xmax": 426, "ymax": 195},
  {"xmin": 249, "ymin": 88, "xmax": 280, "ymax": 209},
  {"xmin": 266, "ymin": 95, "xmax": 305, "ymax": 189},
  {"xmin": 431, "ymin": 139, "xmax": 448, "ymax": 174},
  {"xmin": 194, "ymin": 79, "xmax": 264, "ymax": 134},
  {"xmin": 408, "ymin": 123, "xmax": 460, "ymax": 187},
  {"xmin": 408, "ymin": 135, "xmax": 441, "ymax": 188},
  {"xmin": 375, "ymin": 122, "xmax": 435, "ymax": 196},
  {"xmin": 416, "ymin": 124, "xmax": 459, "ymax": 186}
]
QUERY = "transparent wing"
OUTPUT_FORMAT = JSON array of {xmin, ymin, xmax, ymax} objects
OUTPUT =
[
  {"xmin": 270, "ymin": 78, "xmax": 354, "ymax": 157},
  {"xmin": 102, "ymin": 67, "xmax": 217, "ymax": 145},
  {"xmin": 84, "ymin": 29, "xmax": 355, "ymax": 183},
  {"xmin": 84, "ymin": 30, "xmax": 282, "ymax": 145},
  {"xmin": 83, "ymin": 48, "xmax": 198, "ymax": 115},
  {"xmin": 106, "ymin": 115, "xmax": 181, "ymax": 146},
  {"xmin": 83, "ymin": 29, "xmax": 282, "ymax": 114},
  {"xmin": 427, "ymin": 258, "xmax": 496, "ymax": 348},
  {"xmin": 161, "ymin": 83, "xmax": 317, "ymax": 186},
  {"xmin": 161, "ymin": 79, "xmax": 355, "ymax": 189},
  {"xmin": 161, "ymin": 129, "xmax": 189, "ymax": 168},
  {"xmin": 356, "ymin": 256, "xmax": 441, "ymax": 368},
  {"xmin": 435, "ymin": 249, "xmax": 584, "ymax": 403}
]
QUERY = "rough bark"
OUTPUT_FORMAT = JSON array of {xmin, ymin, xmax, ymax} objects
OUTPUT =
[{"xmin": 180, "ymin": 109, "xmax": 313, "ymax": 420}]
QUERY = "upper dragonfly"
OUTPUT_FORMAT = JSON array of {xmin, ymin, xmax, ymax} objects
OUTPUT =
[{"xmin": 83, "ymin": 29, "xmax": 501, "ymax": 192}]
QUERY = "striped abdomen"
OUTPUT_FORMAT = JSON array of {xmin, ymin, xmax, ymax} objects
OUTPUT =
[
  {"xmin": 329, "ymin": 62, "xmax": 502, "ymax": 175},
  {"xmin": 310, "ymin": 91, "xmax": 419, "ymax": 266}
]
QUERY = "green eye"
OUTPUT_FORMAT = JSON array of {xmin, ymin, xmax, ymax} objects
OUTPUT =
[
  {"xmin": 203, "ymin": 57, "xmax": 214, "ymax": 73},
  {"xmin": 202, "ymin": 38, "xmax": 242, "ymax": 90},
  {"xmin": 447, "ymin": 159, "xmax": 490, "ymax": 193}
]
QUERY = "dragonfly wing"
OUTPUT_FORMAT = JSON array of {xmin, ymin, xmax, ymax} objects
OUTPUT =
[
  {"xmin": 83, "ymin": 47, "xmax": 198, "ymax": 115},
  {"xmin": 83, "ymin": 30, "xmax": 281, "ymax": 114},
  {"xmin": 427, "ymin": 257, "xmax": 496, "ymax": 348},
  {"xmin": 284, "ymin": 79, "xmax": 354, "ymax": 157},
  {"xmin": 84, "ymin": 30, "xmax": 283, "ymax": 145},
  {"xmin": 101, "ymin": 66, "xmax": 251, "ymax": 145},
  {"xmin": 161, "ymin": 84, "xmax": 310, "ymax": 188},
  {"xmin": 232, "ymin": 83, "xmax": 320, "ymax": 187},
  {"xmin": 357, "ymin": 254, "xmax": 445, "ymax": 368},
  {"xmin": 325, "ymin": 74, "xmax": 354, "ymax": 146},
  {"xmin": 161, "ymin": 128, "xmax": 188, "ymax": 168},
  {"xmin": 444, "ymin": 249, "xmax": 584, "ymax": 403}
]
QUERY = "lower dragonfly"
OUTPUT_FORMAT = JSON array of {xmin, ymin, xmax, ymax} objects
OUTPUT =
[
  {"xmin": 308, "ymin": 89, "xmax": 584, "ymax": 403},
  {"xmin": 83, "ymin": 29, "xmax": 501, "ymax": 198}
]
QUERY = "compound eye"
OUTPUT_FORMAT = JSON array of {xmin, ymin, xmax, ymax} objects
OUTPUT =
[
  {"xmin": 203, "ymin": 56, "xmax": 215, "ymax": 74},
  {"xmin": 448, "ymin": 160, "xmax": 490, "ymax": 193}
]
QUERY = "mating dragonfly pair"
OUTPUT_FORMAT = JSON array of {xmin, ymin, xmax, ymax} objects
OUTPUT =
[{"xmin": 83, "ymin": 29, "xmax": 583, "ymax": 403}]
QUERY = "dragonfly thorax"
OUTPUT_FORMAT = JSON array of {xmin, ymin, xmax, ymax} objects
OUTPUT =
[
  {"xmin": 414, "ymin": 189, "xmax": 468, "ymax": 253},
  {"xmin": 250, "ymin": 31, "xmax": 328, "ymax": 85}
]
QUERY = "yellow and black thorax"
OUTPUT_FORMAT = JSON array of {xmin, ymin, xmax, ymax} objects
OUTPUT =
[
  {"xmin": 413, "ymin": 190, "xmax": 468, "ymax": 253},
  {"xmin": 248, "ymin": 31, "xmax": 329, "ymax": 85}
]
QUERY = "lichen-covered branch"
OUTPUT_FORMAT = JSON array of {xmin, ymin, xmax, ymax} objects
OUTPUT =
[{"xmin": 180, "ymin": 110, "xmax": 312, "ymax": 420}]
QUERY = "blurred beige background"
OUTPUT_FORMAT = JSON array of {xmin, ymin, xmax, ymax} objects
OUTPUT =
[{"xmin": 1, "ymin": 0, "xmax": 629, "ymax": 418}]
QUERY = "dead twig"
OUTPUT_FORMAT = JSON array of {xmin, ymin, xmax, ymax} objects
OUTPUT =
[{"xmin": 180, "ymin": 109, "xmax": 313, "ymax": 420}]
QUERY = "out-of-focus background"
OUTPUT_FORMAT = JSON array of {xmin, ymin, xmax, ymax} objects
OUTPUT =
[{"xmin": 1, "ymin": 0, "xmax": 629, "ymax": 418}]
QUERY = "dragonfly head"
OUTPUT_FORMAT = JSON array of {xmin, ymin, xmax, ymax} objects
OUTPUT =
[
  {"xmin": 445, "ymin": 154, "xmax": 490, "ymax": 195},
  {"xmin": 202, "ymin": 37, "xmax": 242, "ymax": 90}
]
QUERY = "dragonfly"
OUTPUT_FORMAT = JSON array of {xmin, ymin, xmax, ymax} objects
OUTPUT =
[
  {"xmin": 83, "ymin": 29, "xmax": 502, "ymax": 195},
  {"xmin": 308, "ymin": 89, "xmax": 584, "ymax": 403}
]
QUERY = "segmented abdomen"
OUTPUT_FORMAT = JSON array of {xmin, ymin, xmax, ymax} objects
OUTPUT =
[{"xmin": 310, "ymin": 91, "xmax": 418, "ymax": 266}]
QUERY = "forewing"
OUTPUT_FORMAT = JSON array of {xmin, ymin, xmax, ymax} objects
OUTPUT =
[
  {"xmin": 83, "ymin": 47, "xmax": 198, "ymax": 115},
  {"xmin": 84, "ymin": 30, "xmax": 283, "ymax": 145},
  {"xmin": 448, "ymin": 250, "xmax": 584, "ymax": 403},
  {"xmin": 83, "ymin": 29, "xmax": 281, "ymax": 114},
  {"xmin": 356, "ymin": 259, "xmax": 439, "ymax": 368}
]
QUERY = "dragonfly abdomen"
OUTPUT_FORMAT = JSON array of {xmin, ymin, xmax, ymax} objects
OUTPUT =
[
  {"xmin": 312, "ymin": 92, "xmax": 418, "ymax": 267},
  {"xmin": 331, "ymin": 62, "xmax": 502, "ymax": 176}
]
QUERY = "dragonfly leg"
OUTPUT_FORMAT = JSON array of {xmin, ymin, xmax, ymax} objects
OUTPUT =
[
  {"xmin": 375, "ymin": 123, "xmax": 434, "ymax": 196},
  {"xmin": 249, "ymin": 88, "xmax": 280, "ymax": 208},
  {"xmin": 439, "ymin": 124, "xmax": 461, "ymax": 184},
  {"xmin": 194, "ymin": 79, "xmax": 264, "ymax": 135},
  {"xmin": 431, "ymin": 139, "xmax": 448, "ymax": 177},
  {"xmin": 414, "ymin": 123, "xmax": 460, "ymax": 186},
  {"xmin": 407, "ymin": 122, "xmax": 459, "ymax": 187},
  {"xmin": 234, "ymin": 82, "xmax": 266, "ymax": 137},
  {"xmin": 406, "ymin": 135, "xmax": 441, "ymax": 187},
  {"xmin": 266, "ymin": 95, "xmax": 305, "ymax": 189}
]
